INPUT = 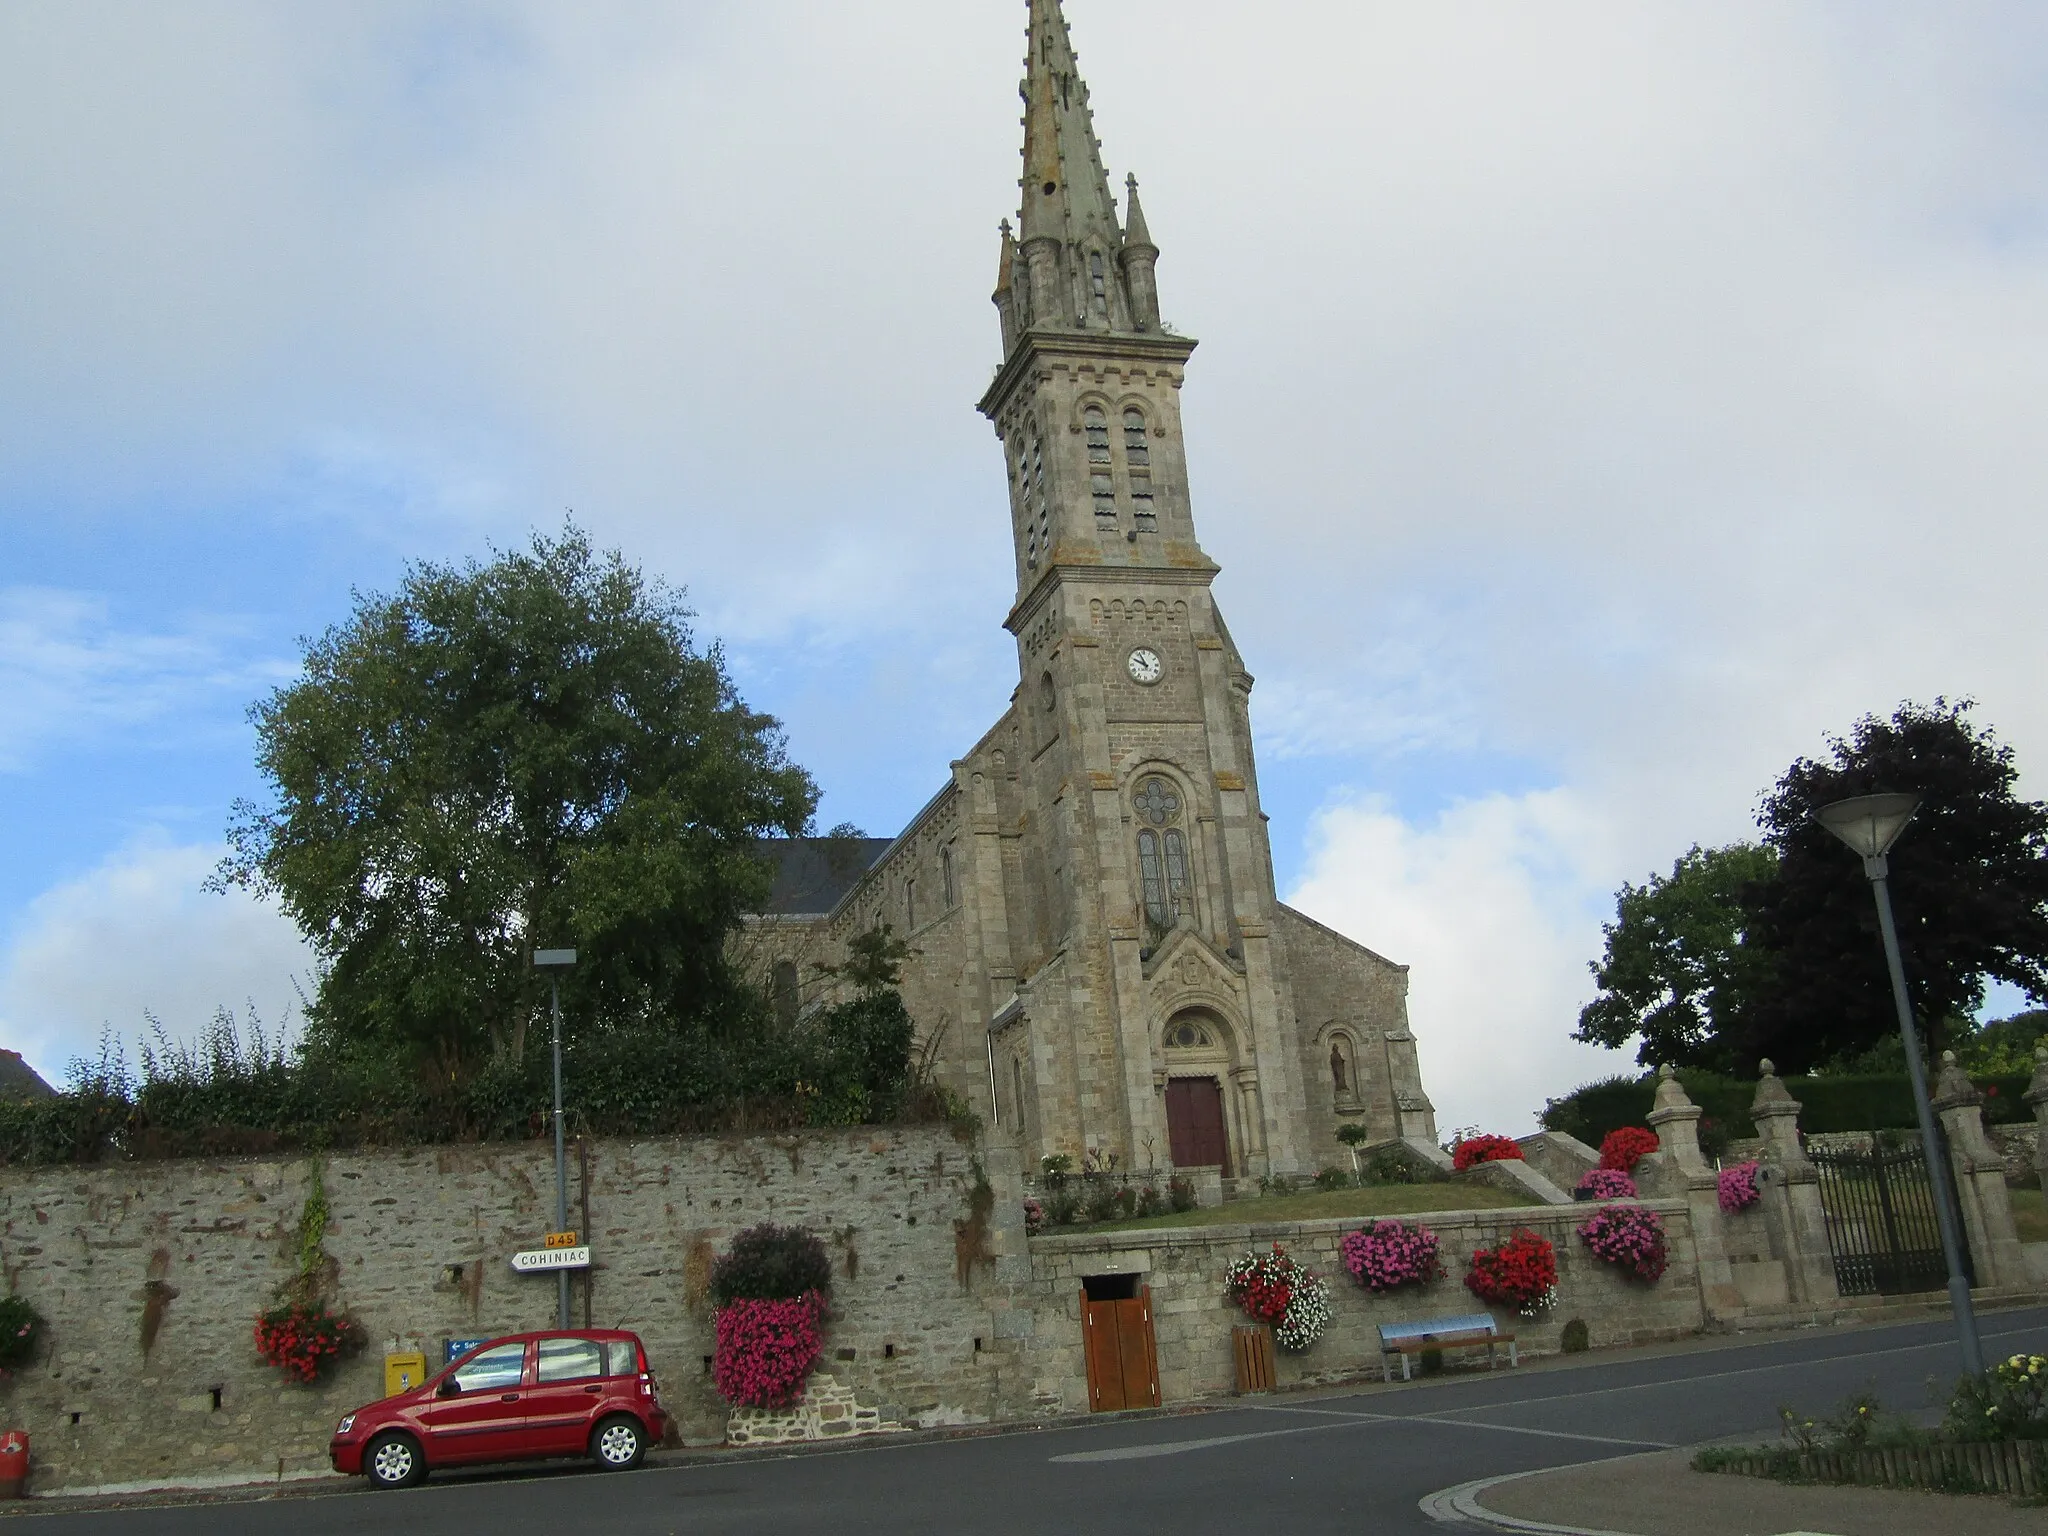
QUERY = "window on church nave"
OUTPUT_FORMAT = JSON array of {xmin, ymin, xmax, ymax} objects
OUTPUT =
[
  {"xmin": 941, "ymin": 844, "xmax": 956, "ymax": 908},
  {"xmin": 905, "ymin": 877, "xmax": 916, "ymax": 930},
  {"xmin": 1134, "ymin": 776, "xmax": 1192, "ymax": 928}
]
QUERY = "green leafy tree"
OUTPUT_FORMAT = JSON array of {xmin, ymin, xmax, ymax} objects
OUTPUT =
[
  {"xmin": 1742, "ymin": 699, "xmax": 2048, "ymax": 1071},
  {"xmin": 214, "ymin": 527, "xmax": 816, "ymax": 1072},
  {"xmin": 1574, "ymin": 843, "xmax": 1779, "ymax": 1070}
]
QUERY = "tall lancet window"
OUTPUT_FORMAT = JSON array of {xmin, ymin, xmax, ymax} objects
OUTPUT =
[
  {"xmin": 1123, "ymin": 409, "xmax": 1155, "ymax": 528},
  {"xmin": 1089, "ymin": 252, "xmax": 1109, "ymax": 319},
  {"xmin": 1085, "ymin": 406, "xmax": 1115, "ymax": 520},
  {"xmin": 1021, "ymin": 432, "xmax": 1049, "ymax": 562},
  {"xmin": 1085, "ymin": 407, "xmax": 1110, "ymax": 463},
  {"xmin": 1134, "ymin": 775, "xmax": 1191, "ymax": 929}
]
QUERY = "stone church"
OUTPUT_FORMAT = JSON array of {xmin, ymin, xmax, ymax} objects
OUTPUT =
[{"xmin": 758, "ymin": 0, "xmax": 1436, "ymax": 1179}]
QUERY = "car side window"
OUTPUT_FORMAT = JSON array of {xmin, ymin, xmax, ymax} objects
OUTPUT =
[
  {"xmin": 451, "ymin": 1342, "xmax": 527, "ymax": 1393},
  {"xmin": 604, "ymin": 1340, "xmax": 640, "ymax": 1378},
  {"xmin": 536, "ymin": 1338, "xmax": 604, "ymax": 1384}
]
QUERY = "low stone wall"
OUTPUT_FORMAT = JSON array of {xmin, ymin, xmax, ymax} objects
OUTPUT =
[
  {"xmin": 1025, "ymin": 1200, "xmax": 1705, "ymax": 1404},
  {"xmin": 0, "ymin": 1127, "xmax": 1023, "ymax": 1492}
]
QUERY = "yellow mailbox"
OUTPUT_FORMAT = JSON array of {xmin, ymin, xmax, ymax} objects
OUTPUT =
[{"xmin": 384, "ymin": 1351, "xmax": 427, "ymax": 1397}]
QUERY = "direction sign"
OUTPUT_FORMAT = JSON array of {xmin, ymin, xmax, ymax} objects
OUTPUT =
[{"xmin": 510, "ymin": 1245, "xmax": 590, "ymax": 1273}]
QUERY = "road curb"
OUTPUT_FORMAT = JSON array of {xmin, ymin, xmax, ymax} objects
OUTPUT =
[{"xmin": 1419, "ymin": 1453, "xmax": 1667, "ymax": 1536}]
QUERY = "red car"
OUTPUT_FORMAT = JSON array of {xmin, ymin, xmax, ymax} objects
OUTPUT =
[{"xmin": 330, "ymin": 1330, "xmax": 667, "ymax": 1489}]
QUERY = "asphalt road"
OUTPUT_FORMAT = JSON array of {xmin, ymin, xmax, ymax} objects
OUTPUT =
[{"xmin": 16, "ymin": 1307, "xmax": 2047, "ymax": 1536}]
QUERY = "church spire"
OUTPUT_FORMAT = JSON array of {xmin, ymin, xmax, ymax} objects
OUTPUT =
[
  {"xmin": 1005, "ymin": 0, "xmax": 1156, "ymax": 349},
  {"xmin": 1018, "ymin": 0, "xmax": 1124, "ymax": 249}
]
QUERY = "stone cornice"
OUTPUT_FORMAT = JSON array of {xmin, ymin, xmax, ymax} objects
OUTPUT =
[
  {"xmin": 977, "ymin": 328, "xmax": 1200, "ymax": 419},
  {"xmin": 1004, "ymin": 561, "xmax": 1220, "ymax": 635}
]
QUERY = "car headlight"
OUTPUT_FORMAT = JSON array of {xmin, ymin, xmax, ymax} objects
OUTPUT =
[{"xmin": 336, "ymin": 1415, "xmax": 356, "ymax": 1435}]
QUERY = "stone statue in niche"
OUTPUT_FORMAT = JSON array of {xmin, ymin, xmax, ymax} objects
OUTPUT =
[{"xmin": 1330, "ymin": 1039, "xmax": 1350, "ymax": 1094}]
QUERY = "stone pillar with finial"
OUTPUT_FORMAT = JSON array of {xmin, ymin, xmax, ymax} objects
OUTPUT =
[
  {"xmin": 1749, "ymin": 1060, "xmax": 1839, "ymax": 1305},
  {"xmin": 1645, "ymin": 1065, "xmax": 1741, "ymax": 1318},
  {"xmin": 1932, "ymin": 1050, "xmax": 2025, "ymax": 1290},
  {"xmin": 2024, "ymin": 1044, "xmax": 2048, "ymax": 1191}
]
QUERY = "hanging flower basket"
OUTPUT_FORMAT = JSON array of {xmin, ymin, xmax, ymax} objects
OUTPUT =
[
  {"xmin": 1340, "ymin": 1220, "xmax": 1443, "ymax": 1293},
  {"xmin": 1576, "ymin": 1203, "xmax": 1668, "ymax": 1283},
  {"xmin": 1464, "ymin": 1229, "xmax": 1558, "ymax": 1317},
  {"xmin": 1598, "ymin": 1126, "xmax": 1659, "ymax": 1173},
  {"xmin": 1452, "ymin": 1134, "xmax": 1524, "ymax": 1172},
  {"xmin": 1718, "ymin": 1161, "xmax": 1762, "ymax": 1213},
  {"xmin": 253, "ymin": 1302, "xmax": 364, "ymax": 1384},
  {"xmin": 709, "ymin": 1224, "xmax": 834, "ymax": 1409},
  {"xmin": 1224, "ymin": 1244, "xmax": 1332, "ymax": 1353},
  {"xmin": 713, "ymin": 1293, "xmax": 826, "ymax": 1409},
  {"xmin": 1574, "ymin": 1168, "xmax": 1637, "ymax": 1201}
]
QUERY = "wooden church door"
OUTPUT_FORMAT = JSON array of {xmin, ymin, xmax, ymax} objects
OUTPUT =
[{"xmin": 1165, "ymin": 1076, "xmax": 1228, "ymax": 1171}]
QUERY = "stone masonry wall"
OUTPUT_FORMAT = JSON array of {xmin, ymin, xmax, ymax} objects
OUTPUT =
[
  {"xmin": 0, "ymin": 1127, "xmax": 1022, "ymax": 1493},
  {"xmin": 1024, "ymin": 1200, "xmax": 1706, "ymax": 1405}
]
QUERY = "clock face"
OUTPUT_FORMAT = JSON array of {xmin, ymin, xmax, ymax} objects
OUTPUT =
[{"xmin": 1126, "ymin": 647, "xmax": 1164, "ymax": 685}]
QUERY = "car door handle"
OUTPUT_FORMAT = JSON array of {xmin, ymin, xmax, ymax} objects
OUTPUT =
[
  {"xmin": 583, "ymin": 1385, "xmax": 601, "ymax": 1394},
  {"xmin": 500, "ymin": 1393, "xmax": 519, "ymax": 1402}
]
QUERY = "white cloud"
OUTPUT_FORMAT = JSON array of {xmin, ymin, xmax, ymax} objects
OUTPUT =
[
  {"xmin": 0, "ymin": 838, "xmax": 316, "ymax": 1084},
  {"xmin": 0, "ymin": 587, "xmax": 289, "ymax": 774},
  {"xmin": 1286, "ymin": 791, "xmax": 1640, "ymax": 1137}
]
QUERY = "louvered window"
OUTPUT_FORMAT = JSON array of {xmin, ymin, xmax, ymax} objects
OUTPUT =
[
  {"xmin": 1085, "ymin": 406, "xmax": 1110, "ymax": 463},
  {"xmin": 1123, "ymin": 409, "xmax": 1149, "ymax": 465}
]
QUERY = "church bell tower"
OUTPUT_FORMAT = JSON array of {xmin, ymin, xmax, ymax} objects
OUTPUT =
[{"xmin": 976, "ymin": 0, "xmax": 1314, "ymax": 1177}]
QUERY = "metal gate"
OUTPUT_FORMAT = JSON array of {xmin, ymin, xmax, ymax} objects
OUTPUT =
[{"xmin": 1810, "ymin": 1137, "xmax": 1969, "ymax": 1297}]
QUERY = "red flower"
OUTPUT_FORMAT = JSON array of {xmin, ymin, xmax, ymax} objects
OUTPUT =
[
  {"xmin": 1452, "ymin": 1134, "xmax": 1525, "ymax": 1172},
  {"xmin": 1598, "ymin": 1126, "xmax": 1660, "ymax": 1172}
]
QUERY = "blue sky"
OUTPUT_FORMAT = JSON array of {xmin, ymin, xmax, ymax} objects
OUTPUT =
[{"xmin": 4, "ymin": 1, "xmax": 2045, "ymax": 1129}]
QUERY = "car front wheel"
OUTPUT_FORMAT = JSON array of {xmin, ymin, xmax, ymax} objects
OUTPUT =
[
  {"xmin": 591, "ymin": 1415, "xmax": 645, "ymax": 1471},
  {"xmin": 365, "ymin": 1431, "xmax": 426, "ymax": 1489}
]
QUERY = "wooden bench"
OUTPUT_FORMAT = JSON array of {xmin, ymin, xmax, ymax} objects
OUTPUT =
[{"xmin": 1377, "ymin": 1313, "xmax": 1518, "ymax": 1382}]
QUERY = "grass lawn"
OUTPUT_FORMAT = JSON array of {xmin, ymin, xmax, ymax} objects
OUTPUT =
[
  {"xmin": 1063, "ymin": 1181, "xmax": 1540, "ymax": 1236},
  {"xmin": 2011, "ymin": 1187, "xmax": 2048, "ymax": 1244}
]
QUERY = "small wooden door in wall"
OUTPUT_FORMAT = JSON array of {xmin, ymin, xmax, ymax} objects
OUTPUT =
[
  {"xmin": 1082, "ymin": 1285, "xmax": 1161, "ymax": 1412},
  {"xmin": 1165, "ymin": 1076, "xmax": 1228, "ymax": 1171}
]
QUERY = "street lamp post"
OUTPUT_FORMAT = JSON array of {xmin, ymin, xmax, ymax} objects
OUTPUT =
[
  {"xmin": 533, "ymin": 947, "xmax": 577, "ymax": 1329},
  {"xmin": 1812, "ymin": 792, "xmax": 1983, "ymax": 1376}
]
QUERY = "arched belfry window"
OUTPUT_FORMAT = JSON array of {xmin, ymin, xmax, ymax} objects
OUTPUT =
[
  {"xmin": 1123, "ymin": 409, "xmax": 1150, "ymax": 465},
  {"xmin": 1085, "ymin": 407, "xmax": 1111, "ymax": 463},
  {"xmin": 1123, "ymin": 409, "xmax": 1155, "ymax": 528},
  {"xmin": 1020, "ymin": 431, "xmax": 1049, "ymax": 562},
  {"xmin": 1134, "ymin": 775, "xmax": 1192, "ymax": 929},
  {"xmin": 1085, "ymin": 405, "xmax": 1115, "ymax": 520}
]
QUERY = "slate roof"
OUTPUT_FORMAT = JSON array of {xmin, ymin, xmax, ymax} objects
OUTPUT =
[
  {"xmin": 0, "ymin": 1049, "xmax": 56, "ymax": 1101},
  {"xmin": 753, "ymin": 837, "xmax": 892, "ymax": 917}
]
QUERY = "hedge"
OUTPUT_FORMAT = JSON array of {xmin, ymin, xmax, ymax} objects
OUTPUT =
[{"xmin": 0, "ymin": 992, "xmax": 932, "ymax": 1167}]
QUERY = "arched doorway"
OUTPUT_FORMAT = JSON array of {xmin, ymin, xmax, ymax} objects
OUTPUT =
[{"xmin": 1161, "ymin": 1011, "xmax": 1234, "ymax": 1173}]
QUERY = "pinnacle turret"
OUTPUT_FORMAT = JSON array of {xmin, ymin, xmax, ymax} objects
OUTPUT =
[{"xmin": 1121, "ymin": 173, "xmax": 1153, "ymax": 252}]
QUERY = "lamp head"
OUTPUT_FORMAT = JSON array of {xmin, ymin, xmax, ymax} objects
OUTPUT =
[
  {"xmin": 532, "ymin": 948, "xmax": 577, "ymax": 968},
  {"xmin": 1813, "ymin": 792, "xmax": 1920, "ymax": 870}
]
